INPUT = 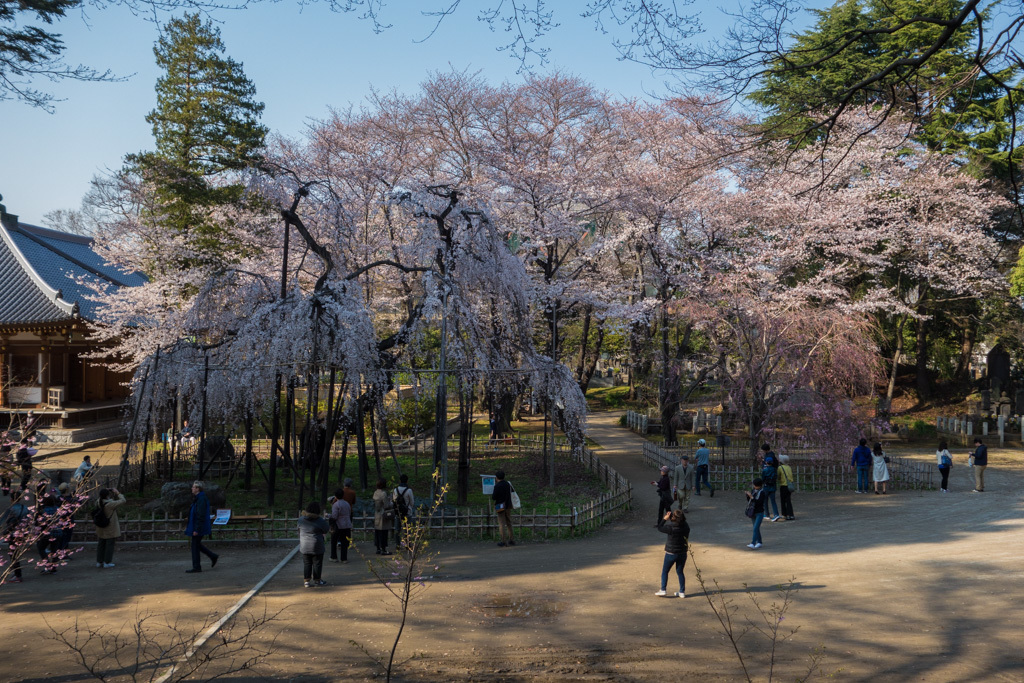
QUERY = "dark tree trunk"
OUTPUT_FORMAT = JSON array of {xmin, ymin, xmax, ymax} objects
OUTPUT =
[{"xmin": 916, "ymin": 316, "xmax": 930, "ymax": 401}]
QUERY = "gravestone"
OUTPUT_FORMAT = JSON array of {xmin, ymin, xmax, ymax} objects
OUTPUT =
[
  {"xmin": 987, "ymin": 345, "xmax": 1011, "ymax": 397},
  {"xmin": 999, "ymin": 400, "xmax": 1012, "ymax": 419},
  {"xmin": 981, "ymin": 389, "xmax": 992, "ymax": 412}
]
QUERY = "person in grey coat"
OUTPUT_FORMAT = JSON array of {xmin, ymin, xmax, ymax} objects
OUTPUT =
[{"xmin": 298, "ymin": 501, "xmax": 330, "ymax": 587}]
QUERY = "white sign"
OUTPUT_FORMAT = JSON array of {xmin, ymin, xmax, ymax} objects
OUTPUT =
[
  {"xmin": 213, "ymin": 509, "xmax": 232, "ymax": 525},
  {"xmin": 480, "ymin": 475, "xmax": 496, "ymax": 495}
]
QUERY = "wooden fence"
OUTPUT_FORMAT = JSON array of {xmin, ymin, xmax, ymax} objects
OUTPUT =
[
  {"xmin": 642, "ymin": 442, "xmax": 935, "ymax": 491},
  {"xmin": 68, "ymin": 443, "xmax": 631, "ymax": 545}
]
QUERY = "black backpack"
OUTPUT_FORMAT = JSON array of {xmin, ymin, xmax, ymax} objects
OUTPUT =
[
  {"xmin": 91, "ymin": 502, "xmax": 111, "ymax": 528},
  {"xmin": 394, "ymin": 486, "xmax": 410, "ymax": 518}
]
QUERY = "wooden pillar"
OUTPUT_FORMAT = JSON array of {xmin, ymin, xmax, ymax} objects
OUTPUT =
[{"xmin": 39, "ymin": 341, "xmax": 49, "ymax": 408}]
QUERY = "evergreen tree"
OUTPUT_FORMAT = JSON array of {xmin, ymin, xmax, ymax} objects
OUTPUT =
[
  {"xmin": 750, "ymin": 0, "xmax": 1021, "ymax": 182},
  {"xmin": 131, "ymin": 12, "xmax": 267, "ymax": 268}
]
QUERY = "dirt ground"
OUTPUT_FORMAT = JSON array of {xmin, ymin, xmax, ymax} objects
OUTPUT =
[{"xmin": 4, "ymin": 413, "xmax": 1024, "ymax": 682}]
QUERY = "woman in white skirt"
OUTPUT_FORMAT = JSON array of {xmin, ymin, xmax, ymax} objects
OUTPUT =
[{"xmin": 872, "ymin": 442, "xmax": 890, "ymax": 494}]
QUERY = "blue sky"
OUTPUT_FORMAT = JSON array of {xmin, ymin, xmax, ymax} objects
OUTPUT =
[{"xmin": 4, "ymin": 2, "xmax": 734, "ymax": 225}]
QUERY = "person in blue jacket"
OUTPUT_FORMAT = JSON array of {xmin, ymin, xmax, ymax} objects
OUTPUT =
[
  {"xmin": 850, "ymin": 438, "xmax": 873, "ymax": 493},
  {"xmin": 185, "ymin": 480, "xmax": 219, "ymax": 573}
]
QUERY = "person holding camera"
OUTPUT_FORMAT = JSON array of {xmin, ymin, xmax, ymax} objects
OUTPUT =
[
  {"xmin": 654, "ymin": 508, "xmax": 689, "ymax": 598},
  {"xmin": 95, "ymin": 487, "xmax": 126, "ymax": 568}
]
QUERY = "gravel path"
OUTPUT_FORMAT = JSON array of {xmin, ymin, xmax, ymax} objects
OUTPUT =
[{"xmin": 4, "ymin": 412, "xmax": 1023, "ymax": 681}]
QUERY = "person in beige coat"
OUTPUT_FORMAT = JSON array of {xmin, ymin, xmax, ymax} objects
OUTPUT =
[{"xmin": 95, "ymin": 487, "xmax": 126, "ymax": 568}]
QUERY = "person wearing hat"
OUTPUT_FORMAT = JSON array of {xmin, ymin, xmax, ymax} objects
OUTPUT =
[
  {"xmin": 694, "ymin": 439, "xmax": 714, "ymax": 497},
  {"xmin": 651, "ymin": 466, "xmax": 673, "ymax": 527},
  {"xmin": 672, "ymin": 454, "xmax": 695, "ymax": 513}
]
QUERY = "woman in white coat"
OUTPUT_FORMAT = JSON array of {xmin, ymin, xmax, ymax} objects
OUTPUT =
[{"xmin": 872, "ymin": 442, "xmax": 890, "ymax": 494}]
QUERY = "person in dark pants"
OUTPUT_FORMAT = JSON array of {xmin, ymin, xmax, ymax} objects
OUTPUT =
[
  {"xmin": 654, "ymin": 508, "xmax": 690, "ymax": 598},
  {"xmin": 850, "ymin": 438, "xmax": 873, "ymax": 493},
  {"xmin": 936, "ymin": 441, "xmax": 953, "ymax": 492},
  {"xmin": 760, "ymin": 445, "xmax": 780, "ymax": 521},
  {"xmin": 694, "ymin": 439, "xmax": 714, "ymax": 496},
  {"xmin": 16, "ymin": 439, "xmax": 35, "ymax": 490},
  {"xmin": 185, "ymin": 481, "xmax": 218, "ymax": 573},
  {"xmin": 392, "ymin": 474, "xmax": 414, "ymax": 548},
  {"xmin": 95, "ymin": 487, "xmax": 126, "ymax": 567},
  {"xmin": 651, "ymin": 466, "xmax": 673, "ymax": 527},
  {"xmin": 298, "ymin": 501, "xmax": 329, "ymax": 587},
  {"xmin": 745, "ymin": 478, "xmax": 766, "ymax": 549},
  {"xmin": 492, "ymin": 470, "xmax": 516, "ymax": 547},
  {"xmin": 777, "ymin": 454, "xmax": 795, "ymax": 520},
  {"xmin": 329, "ymin": 489, "xmax": 352, "ymax": 563}
]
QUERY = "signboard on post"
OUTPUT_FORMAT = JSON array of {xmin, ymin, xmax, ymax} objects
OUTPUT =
[
  {"xmin": 480, "ymin": 475, "xmax": 496, "ymax": 495},
  {"xmin": 213, "ymin": 509, "xmax": 232, "ymax": 525}
]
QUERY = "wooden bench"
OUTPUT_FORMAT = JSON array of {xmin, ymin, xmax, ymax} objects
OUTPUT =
[{"xmin": 211, "ymin": 513, "xmax": 269, "ymax": 545}]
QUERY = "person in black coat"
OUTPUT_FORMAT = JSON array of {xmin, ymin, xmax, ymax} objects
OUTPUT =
[
  {"xmin": 655, "ymin": 508, "xmax": 690, "ymax": 598},
  {"xmin": 491, "ymin": 470, "xmax": 516, "ymax": 547}
]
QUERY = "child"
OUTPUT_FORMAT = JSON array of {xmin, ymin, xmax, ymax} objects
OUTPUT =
[{"xmin": 745, "ymin": 478, "xmax": 765, "ymax": 549}]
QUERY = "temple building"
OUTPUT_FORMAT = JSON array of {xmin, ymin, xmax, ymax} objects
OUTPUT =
[{"xmin": 0, "ymin": 199, "xmax": 145, "ymax": 443}]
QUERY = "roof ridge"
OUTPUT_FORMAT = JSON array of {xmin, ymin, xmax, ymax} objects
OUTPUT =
[{"xmin": 0, "ymin": 221, "xmax": 77, "ymax": 317}]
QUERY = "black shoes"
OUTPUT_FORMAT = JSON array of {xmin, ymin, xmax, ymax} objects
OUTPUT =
[
  {"xmin": 211, "ymin": 555, "xmax": 219, "ymax": 568},
  {"xmin": 710, "ymin": 489, "xmax": 715, "ymax": 498},
  {"xmin": 186, "ymin": 568, "xmax": 201, "ymax": 573}
]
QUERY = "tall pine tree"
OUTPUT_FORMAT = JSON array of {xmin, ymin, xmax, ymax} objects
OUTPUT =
[{"xmin": 131, "ymin": 13, "xmax": 267, "ymax": 269}]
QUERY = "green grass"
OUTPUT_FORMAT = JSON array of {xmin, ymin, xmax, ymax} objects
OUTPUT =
[{"xmin": 120, "ymin": 445, "xmax": 607, "ymax": 516}]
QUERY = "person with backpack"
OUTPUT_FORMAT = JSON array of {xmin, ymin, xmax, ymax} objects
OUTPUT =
[
  {"xmin": 760, "ymin": 444, "xmax": 781, "ymax": 521},
  {"xmin": 392, "ymin": 474, "xmax": 414, "ymax": 548},
  {"xmin": 1, "ymin": 489, "xmax": 29, "ymax": 582},
  {"xmin": 936, "ymin": 441, "xmax": 953, "ymax": 492},
  {"xmin": 94, "ymin": 487, "xmax": 125, "ymax": 568}
]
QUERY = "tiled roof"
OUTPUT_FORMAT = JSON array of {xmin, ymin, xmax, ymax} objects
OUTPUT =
[{"xmin": 0, "ymin": 212, "xmax": 144, "ymax": 326}]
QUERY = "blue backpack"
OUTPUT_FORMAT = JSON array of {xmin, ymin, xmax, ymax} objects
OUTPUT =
[{"xmin": 940, "ymin": 453, "xmax": 952, "ymax": 467}]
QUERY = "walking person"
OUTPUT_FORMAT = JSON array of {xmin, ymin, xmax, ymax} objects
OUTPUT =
[
  {"xmin": 850, "ymin": 438, "xmax": 873, "ymax": 493},
  {"xmin": 745, "ymin": 478, "xmax": 766, "ymax": 549},
  {"xmin": 185, "ymin": 481, "xmax": 219, "ymax": 573},
  {"xmin": 654, "ymin": 508, "xmax": 689, "ymax": 598},
  {"xmin": 298, "ymin": 501, "xmax": 329, "ymax": 587},
  {"xmin": 392, "ymin": 474, "xmax": 414, "ymax": 548},
  {"xmin": 492, "ymin": 470, "xmax": 516, "ymax": 547},
  {"xmin": 16, "ymin": 439, "xmax": 35, "ymax": 490},
  {"xmin": 872, "ymin": 443, "xmax": 890, "ymax": 494},
  {"xmin": 651, "ymin": 466, "xmax": 673, "ymax": 526},
  {"xmin": 694, "ymin": 439, "xmax": 714, "ymax": 496},
  {"xmin": 95, "ymin": 487, "xmax": 126, "ymax": 568},
  {"xmin": 760, "ymin": 444, "xmax": 781, "ymax": 521},
  {"xmin": 777, "ymin": 454, "xmax": 796, "ymax": 520},
  {"xmin": 936, "ymin": 441, "xmax": 953, "ymax": 492},
  {"xmin": 372, "ymin": 478, "xmax": 393, "ymax": 555},
  {"xmin": 329, "ymin": 489, "xmax": 352, "ymax": 563},
  {"xmin": 35, "ymin": 492, "xmax": 59, "ymax": 573},
  {"xmin": 969, "ymin": 438, "xmax": 988, "ymax": 492},
  {"xmin": 672, "ymin": 455, "xmax": 694, "ymax": 512}
]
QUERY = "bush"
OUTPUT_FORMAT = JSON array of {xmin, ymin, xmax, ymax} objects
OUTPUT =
[{"xmin": 619, "ymin": 414, "xmax": 627, "ymax": 426}]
